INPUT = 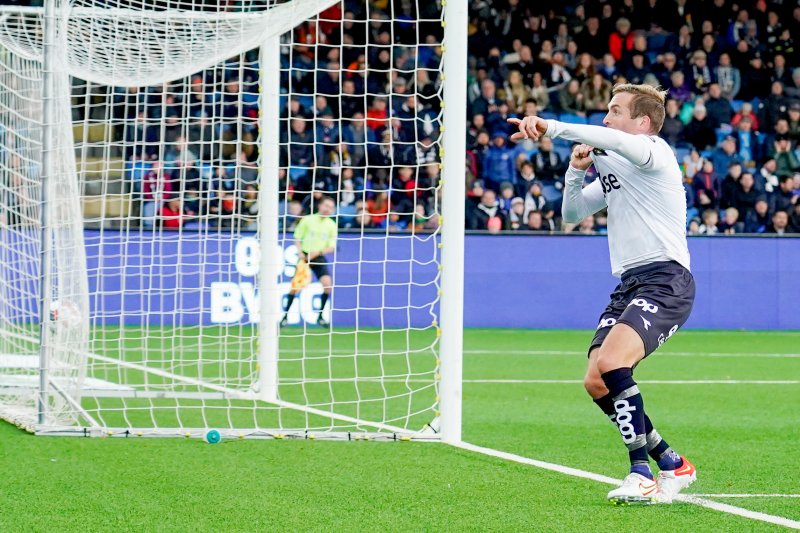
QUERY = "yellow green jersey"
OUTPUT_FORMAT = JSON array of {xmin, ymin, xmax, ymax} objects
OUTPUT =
[{"xmin": 294, "ymin": 214, "xmax": 337, "ymax": 254}]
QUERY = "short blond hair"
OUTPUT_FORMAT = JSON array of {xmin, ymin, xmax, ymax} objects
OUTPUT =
[{"xmin": 611, "ymin": 83, "xmax": 668, "ymax": 133}]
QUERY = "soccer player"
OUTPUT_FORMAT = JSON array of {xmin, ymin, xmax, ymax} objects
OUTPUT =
[
  {"xmin": 280, "ymin": 195, "xmax": 337, "ymax": 328},
  {"xmin": 509, "ymin": 84, "xmax": 697, "ymax": 504}
]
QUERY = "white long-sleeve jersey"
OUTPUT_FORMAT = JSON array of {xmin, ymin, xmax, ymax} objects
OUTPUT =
[{"xmin": 548, "ymin": 120, "xmax": 690, "ymax": 278}]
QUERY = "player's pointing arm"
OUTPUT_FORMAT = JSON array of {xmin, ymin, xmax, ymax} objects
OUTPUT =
[{"xmin": 508, "ymin": 84, "xmax": 668, "ymax": 168}]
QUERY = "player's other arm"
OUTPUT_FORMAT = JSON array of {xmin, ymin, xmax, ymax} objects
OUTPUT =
[
  {"xmin": 561, "ymin": 144, "xmax": 607, "ymax": 224},
  {"xmin": 508, "ymin": 116, "xmax": 654, "ymax": 167}
]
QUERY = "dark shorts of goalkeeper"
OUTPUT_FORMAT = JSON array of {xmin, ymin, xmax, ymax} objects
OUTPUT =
[
  {"xmin": 589, "ymin": 260, "xmax": 695, "ymax": 358},
  {"xmin": 308, "ymin": 255, "xmax": 331, "ymax": 279}
]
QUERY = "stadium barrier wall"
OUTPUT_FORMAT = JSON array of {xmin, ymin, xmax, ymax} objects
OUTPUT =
[{"xmin": 73, "ymin": 231, "xmax": 800, "ymax": 330}]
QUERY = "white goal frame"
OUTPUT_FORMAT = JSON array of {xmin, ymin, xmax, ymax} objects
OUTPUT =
[{"xmin": 0, "ymin": 0, "xmax": 466, "ymax": 442}]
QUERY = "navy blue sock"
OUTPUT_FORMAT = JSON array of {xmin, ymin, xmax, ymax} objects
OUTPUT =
[
  {"xmin": 595, "ymin": 394, "xmax": 680, "ymax": 468},
  {"xmin": 593, "ymin": 394, "xmax": 616, "ymax": 423},
  {"xmin": 644, "ymin": 420, "xmax": 683, "ymax": 471},
  {"xmin": 601, "ymin": 368, "xmax": 651, "ymax": 477}
]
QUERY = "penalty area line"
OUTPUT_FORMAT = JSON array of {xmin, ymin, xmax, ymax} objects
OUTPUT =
[{"xmin": 452, "ymin": 441, "xmax": 800, "ymax": 530}]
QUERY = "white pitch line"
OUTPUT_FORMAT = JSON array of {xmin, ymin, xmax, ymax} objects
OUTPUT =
[
  {"xmin": 460, "ymin": 379, "xmax": 800, "ymax": 385},
  {"xmin": 453, "ymin": 441, "xmax": 800, "ymax": 530},
  {"xmin": 462, "ymin": 350, "xmax": 800, "ymax": 358},
  {"xmin": 278, "ymin": 349, "xmax": 800, "ymax": 358},
  {"xmin": 690, "ymin": 494, "xmax": 800, "ymax": 499}
]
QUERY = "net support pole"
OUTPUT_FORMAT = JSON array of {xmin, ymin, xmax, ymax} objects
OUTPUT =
[
  {"xmin": 37, "ymin": 0, "xmax": 57, "ymax": 426},
  {"xmin": 438, "ymin": 0, "xmax": 468, "ymax": 444},
  {"xmin": 256, "ymin": 33, "xmax": 282, "ymax": 402}
]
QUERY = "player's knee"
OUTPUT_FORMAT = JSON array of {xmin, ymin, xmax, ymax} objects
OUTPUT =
[
  {"xmin": 583, "ymin": 373, "xmax": 606, "ymax": 397},
  {"xmin": 595, "ymin": 349, "xmax": 628, "ymax": 374}
]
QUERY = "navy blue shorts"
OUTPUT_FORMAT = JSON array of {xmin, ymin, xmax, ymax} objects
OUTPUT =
[
  {"xmin": 590, "ymin": 261, "xmax": 695, "ymax": 357},
  {"xmin": 308, "ymin": 255, "xmax": 331, "ymax": 279}
]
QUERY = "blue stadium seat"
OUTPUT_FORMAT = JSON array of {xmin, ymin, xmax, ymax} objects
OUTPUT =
[
  {"xmin": 674, "ymin": 146, "xmax": 691, "ymax": 163},
  {"xmin": 538, "ymin": 110, "xmax": 558, "ymax": 120},
  {"xmin": 559, "ymin": 113, "xmax": 589, "ymax": 125},
  {"xmin": 554, "ymin": 144, "xmax": 572, "ymax": 161},
  {"xmin": 588, "ymin": 113, "xmax": 605, "ymax": 126},
  {"xmin": 731, "ymin": 99, "xmax": 744, "ymax": 113}
]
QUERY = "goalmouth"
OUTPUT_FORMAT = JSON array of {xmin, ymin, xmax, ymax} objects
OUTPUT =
[{"xmin": 0, "ymin": 0, "xmax": 466, "ymax": 442}]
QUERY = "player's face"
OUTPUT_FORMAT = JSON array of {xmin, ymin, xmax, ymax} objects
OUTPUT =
[{"xmin": 603, "ymin": 92, "xmax": 645, "ymax": 134}]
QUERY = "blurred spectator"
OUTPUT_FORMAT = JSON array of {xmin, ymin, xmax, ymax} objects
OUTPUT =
[
  {"xmin": 720, "ymin": 162, "xmax": 744, "ymax": 209},
  {"xmin": 770, "ymin": 175, "xmax": 798, "ymax": 213},
  {"xmin": 715, "ymin": 53, "xmax": 741, "ymax": 99},
  {"xmin": 685, "ymin": 50, "xmax": 714, "ymax": 95},
  {"xmin": 710, "ymin": 137, "xmax": 741, "ymax": 179},
  {"xmin": 758, "ymin": 159, "xmax": 781, "ymax": 194},
  {"xmin": 683, "ymin": 105, "xmax": 717, "ymax": 151},
  {"xmin": 516, "ymin": 159, "xmax": 537, "ymax": 198},
  {"xmin": 581, "ymin": 73, "xmax": 612, "ymax": 114},
  {"xmin": 704, "ymin": 83, "xmax": 733, "ymax": 128},
  {"xmin": 758, "ymin": 81, "xmax": 790, "ymax": 131},
  {"xmin": 558, "ymin": 79, "xmax": 586, "ymax": 115},
  {"xmin": 738, "ymin": 52, "xmax": 771, "ymax": 101},
  {"xmin": 687, "ymin": 216, "xmax": 702, "ymax": 235},
  {"xmin": 732, "ymin": 172, "xmax": 759, "ymax": 219},
  {"xmin": 483, "ymin": 132, "xmax": 516, "ymax": 191},
  {"xmin": 660, "ymin": 98, "xmax": 685, "ymax": 146},
  {"xmin": 498, "ymin": 182, "xmax": 515, "ymax": 212},
  {"xmin": 471, "ymin": 79, "xmax": 501, "ymax": 117},
  {"xmin": 624, "ymin": 53, "xmax": 649, "ymax": 85},
  {"xmin": 608, "ymin": 18, "xmax": 634, "ymax": 61},
  {"xmin": 766, "ymin": 209, "xmax": 791, "ymax": 234},
  {"xmin": 529, "ymin": 74, "xmax": 551, "ymax": 109},
  {"xmin": 573, "ymin": 214, "xmax": 597, "ymax": 234},
  {"xmin": 574, "ymin": 17, "xmax": 608, "ymax": 60},
  {"xmin": 788, "ymin": 102, "xmax": 800, "ymax": 143},
  {"xmin": 732, "ymin": 116, "xmax": 762, "ymax": 166},
  {"xmin": 718, "ymin": 207, "xmax": 744, "ymax": 234},
  {"xmin": 693, "ymin": 159, "xmax": 720, "ymax": 209},
  {"xmin": 524, "ymin": 210, "xmax": 548, "ymax": 231},
  {"xmin": 161, "ymin": 197, "xmax": 192, "ymax": 229},
  {"xmin": 509, "ymin": 197, "xmax": 526, "ymax": 230},
  {"xmin": 791, "ymin": 202, "xmax": 800, "ymax": 233},
  {"xmin": 668, "ymin": 71, "xmax": 693, "ymax": 104},
  {"xmin": 698, "ymin": 209, "xmax": 720, "ymax": 234},
  {"xmin": 503, "ymin": 70, "xmax": 530, "ymax": 113},
  {"xmin": 468, "ymin": 189, "xmax": 509, "ymax": 231},
  {"xmin": 773, "ymin": 135, "xmax": 800, "ymax": 176},
  {"xmin": 744, "ymin": 197, "xmax": 771, "ymax": 233},
  {"xmin": 523, "ymin": 181, "xmax": 547, "ymax": 221},
  {"xmin": 731, "ymin": 102, "xmax": 760, "ymax": 131}
]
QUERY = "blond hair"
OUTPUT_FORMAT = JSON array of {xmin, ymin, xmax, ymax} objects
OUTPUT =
[{"xmin": 611, "ymin": 83, "xmax": 668, "ymax": 133}]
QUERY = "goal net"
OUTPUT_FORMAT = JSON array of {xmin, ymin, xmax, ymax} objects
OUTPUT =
[{"xmin": 0, "ymin": 0, "xmax": 460, "ymax": 440}]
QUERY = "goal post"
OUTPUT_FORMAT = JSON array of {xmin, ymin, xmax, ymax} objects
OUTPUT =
[{"xmin": 0, "ymin": 0, "xmax": 466, "ymax": 442}]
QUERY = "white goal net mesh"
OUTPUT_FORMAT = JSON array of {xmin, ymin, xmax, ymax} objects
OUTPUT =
[{"xmin": 0, "ymin": 0, "xmax": 447, "ymax": 439}]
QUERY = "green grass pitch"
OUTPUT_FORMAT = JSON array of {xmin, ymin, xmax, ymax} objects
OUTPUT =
[{"xmin": 2, "ymin": 329, "xmax": 799, "ymax": 531}]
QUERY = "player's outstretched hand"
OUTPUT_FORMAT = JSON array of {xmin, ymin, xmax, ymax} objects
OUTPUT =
[
  {"xmin": 507, "ymin": 116, "xmax": 548, "ymax": 142},
  {"xmin": 570, "ymin": 144, "xmax": 594, "ymax": 170}
]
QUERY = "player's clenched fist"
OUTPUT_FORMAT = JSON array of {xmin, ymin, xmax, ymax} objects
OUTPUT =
[
  {"xmin": 570, "ymin": 143, "xmax": 594, "ymax": 171},
  {"xmin": 507, "ymin": 116, "xmax": 548, "ymax": 142}
]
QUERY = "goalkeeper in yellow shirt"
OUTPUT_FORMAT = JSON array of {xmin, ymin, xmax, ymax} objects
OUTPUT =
[{"xmin": 280, "ymin": 195, "xmax": 337, "ymax": 327}]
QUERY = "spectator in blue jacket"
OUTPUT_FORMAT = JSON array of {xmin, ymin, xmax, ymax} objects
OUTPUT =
[
  {"xmin": 744, "ymin": 197, "xmax": 771, "ymax": 233},
  {"xmin": 482, "ymin": 132, "xmax": 516, "ymax": 191}
]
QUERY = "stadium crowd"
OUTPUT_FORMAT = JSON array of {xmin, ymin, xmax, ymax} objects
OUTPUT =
[
  {"xmin": 463, "ymin": 0, "xmax": 800, "ymax": 234},
  {"xmin": 12, "ymin": 0, "xmax": 800, "ymax": 234}
]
